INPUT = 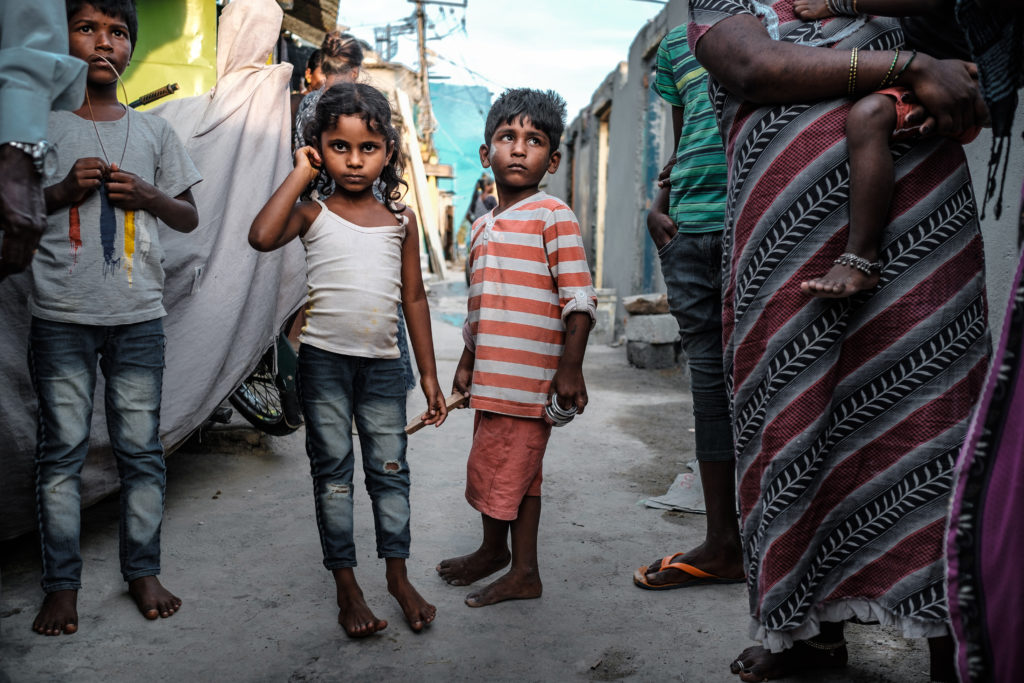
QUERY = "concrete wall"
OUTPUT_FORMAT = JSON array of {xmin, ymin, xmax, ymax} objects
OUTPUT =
[{"xmin": 551, "ymin": 0, "xmax": 1022, "ymax": 341}]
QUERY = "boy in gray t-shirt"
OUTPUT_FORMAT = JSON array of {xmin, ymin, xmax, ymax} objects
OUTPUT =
[{"xmin": 30, "ymin": 0, "xmax": 201, "ymax": 637}]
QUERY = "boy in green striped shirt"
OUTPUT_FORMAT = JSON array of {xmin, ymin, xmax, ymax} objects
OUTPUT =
[{"xmin": 632, "ymin": 23, "xmax": 744, "ymax": 592}]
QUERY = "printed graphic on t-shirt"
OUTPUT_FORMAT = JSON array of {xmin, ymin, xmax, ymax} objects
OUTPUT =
[{"xmin": 67, "ymin": 185, "xmax": 147, "ymax": 286}]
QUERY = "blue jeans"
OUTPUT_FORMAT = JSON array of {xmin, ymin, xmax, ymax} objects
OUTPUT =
[
  {"xmin": 657, "ymin": 231, "xmax": 734, "ymax": 462},
  {"xmin": 297, "ymin": 344, "xmax": 411, "ymax": 569},
  {"xmin": 29, "ymin": 316, "xmax": 166, "ymax": 592}
]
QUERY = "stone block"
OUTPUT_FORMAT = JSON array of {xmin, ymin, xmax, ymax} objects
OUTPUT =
[
  {"xmin": 622, "ymin": 292, "xmax": 669, "ymax": 315},
  {"xmin": 627, "ymin": 340, "xmax": 679, "ymax": 369},
  {"xmin": 625, "ymin": 313, "xmax": 679, "ymax": 344},
  {"xmin": 589, "ymin": 288, "xmax": 617, "ymax": 346}
]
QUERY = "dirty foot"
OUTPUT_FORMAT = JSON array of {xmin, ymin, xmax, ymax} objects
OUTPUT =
[
  {"xmin": 464, "ymin": 569, "xmax": 542, "ymax": 608},
  {"xmin": 32, "ymin": 589, "xmax": 79, "ymax": 635},
  {"xmin": 800, "ymin": 263, "xmax": 879, "ymax": 298},
  {"xmin": 333, "ymin": 569, "xmax": 387, "ymax": 638},
  {"xmin": 637, "ymin": 543, "xmax": 745, "ymax": 589},
  {"xmin": 729, "ymin": 640, "xmax": 848, "ymax": 681},
  {"xmin": 436, "ymin": 548, "xmax": 510, "ymax": 586},
  {"xmin": 793, "ymin": 0, "xmax": 833, "ymax": 20},
  {"xmin": 387, "ymin": 577, "xmax": 436, "ymax": 632},
  {"xmin": 128, "ymin": 576, "xmax": 181, "ymax": 620}
]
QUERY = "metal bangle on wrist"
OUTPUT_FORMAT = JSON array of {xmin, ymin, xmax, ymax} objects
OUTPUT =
[{"xmin": 545, "ymin": 397, "xmax": 577, "ymax": 427}]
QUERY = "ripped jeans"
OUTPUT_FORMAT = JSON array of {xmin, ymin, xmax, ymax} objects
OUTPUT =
[
  {"xmin": 29, "ymin": 316, "xmax": 166, "ymax": 592},
  {"xmin": 297, "ymin": 344, "xmax": 411, "ymax": 569}
]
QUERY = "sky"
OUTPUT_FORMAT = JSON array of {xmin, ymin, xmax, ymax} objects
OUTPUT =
[{"xmin": 337, "ymin": 0, "xmax": 668, "ymax": 118}]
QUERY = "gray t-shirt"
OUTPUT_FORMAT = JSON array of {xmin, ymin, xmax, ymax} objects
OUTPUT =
[{"xmin": 31, "ymin": 109, "xmax": 201, "ymax": 325}]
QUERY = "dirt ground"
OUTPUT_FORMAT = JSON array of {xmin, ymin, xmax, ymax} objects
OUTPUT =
[{"xmin": 0, "ymin": 286, "xmax": 932, "ymax": 682}]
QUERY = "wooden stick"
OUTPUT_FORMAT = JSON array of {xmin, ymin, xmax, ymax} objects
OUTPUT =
[{"xmin": 404, "ymin": 392, "xmax": 468, "ymax": 434}]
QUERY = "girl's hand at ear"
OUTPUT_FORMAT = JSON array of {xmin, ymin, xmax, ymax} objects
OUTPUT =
[
  {"xmin": 419, "ymin": 376, "xmax": 448, "ymax": 428},
  {"xmin": 293, "ymin": 145, "xmax": 323, "ymax": 182}
]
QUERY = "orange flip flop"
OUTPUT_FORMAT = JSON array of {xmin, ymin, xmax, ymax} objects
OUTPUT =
[{"xmin": 633, "ymin": 552, "xmax": 745, "ymax": 590}]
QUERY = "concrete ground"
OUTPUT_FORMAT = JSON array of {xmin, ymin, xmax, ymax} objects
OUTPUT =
[{"xmin": 0, "ymin": 283, "xmax": 932, "ymax": 682}]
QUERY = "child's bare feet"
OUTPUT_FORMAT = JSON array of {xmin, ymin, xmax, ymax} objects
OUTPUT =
[
  {"xmin": 436, "ymin": 547, "xmax": 510, "ymax": 586},
  {"xmin": 128, "ymin": 576, "xmax": 181, "ymax": 620},
  {"xmin": 801, "ymin": 263, "xmax": 880, "ymax": 298},
  {"xmin": 333, "ymin": 568, "xmax": 387, "ymax": 638},
  {"xmin": 793, "ymin": 0, "xmax": 833, "ymax": 20},
  {"xmin": 464, "ymin": 568, "xmax": 542, "ymax": 607},
  {"xmin": 386, "ymin": 559, "xmax": 436, "ymax": 632},
  {"xmin": 32, "ymin": 589, "xmax": 78, "ymax": 635}
]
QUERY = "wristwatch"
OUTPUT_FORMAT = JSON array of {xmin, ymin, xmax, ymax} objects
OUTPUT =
[{"xmin": 4, "ymin": 140, "xmax": 58, "ymax": 180}]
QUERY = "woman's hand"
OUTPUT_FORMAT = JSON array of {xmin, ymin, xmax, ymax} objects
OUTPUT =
[{"xmin": 902, "ymin": 54, "xmax": 989, "ymax": 137}]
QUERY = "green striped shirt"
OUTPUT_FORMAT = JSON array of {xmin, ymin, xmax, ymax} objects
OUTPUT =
[{"xmin": 652, "ymin": 24, "xmax": 727, "ymax": 233}]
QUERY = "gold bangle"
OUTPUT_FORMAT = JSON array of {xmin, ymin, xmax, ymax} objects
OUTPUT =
[
  {"xmin": 879, "ymin": 49, "xmax": 900, "ymax": 88},
  {"xmin": 852, "ymin": 0, "xmax": 858, "ymax": 13},
  {"xmin": 848, "ymin": 47, "xmax": 859, "ymax": 96}
]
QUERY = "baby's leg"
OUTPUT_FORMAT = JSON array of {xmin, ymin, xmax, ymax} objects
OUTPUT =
[
  {"xmin": 793, "ymin": 0, "xmax": 833, "ymax": 20},
  {"xmin": 802, "ymin": 93, "xmax": 897, "ymax": 298},
  {"xmin": 465, "ymin": 496, "xmax": 543, "ymax": 607}
]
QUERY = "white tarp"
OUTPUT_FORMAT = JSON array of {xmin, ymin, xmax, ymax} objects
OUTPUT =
[{"xmin": 0, "ymin": 0, "xmax": 305, "ymax": 539}]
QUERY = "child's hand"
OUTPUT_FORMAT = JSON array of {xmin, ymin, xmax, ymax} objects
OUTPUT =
[
  {"xmin": 293, "ymin": 145, "xmax": 323, "ymax": 181},
  {"xmin": 55, "ymin": 157, "xmax": 108, "ymax": 205},
  {"xmin": 452, "ymin": 349, "xmax": 474, "ymax": 400},
  {"xmin": 793, "ymin": 0, "xmax": 833, "ymax": 21},
  {"xmin": 105, "ymin": 164, "xmax": 158, "ymax": 210},
  {"xmin": 419, "ymin": 376, "xmax": 449, "ymax": 428},
  {"xmin": 549, "ymin": 367, "xmax": 588, "ymax": 416}
]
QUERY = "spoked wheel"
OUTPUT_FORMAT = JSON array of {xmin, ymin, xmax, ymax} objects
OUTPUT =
[{"xmin": 229, "ymin": 335, "xmax": 302, "ymax": 436}]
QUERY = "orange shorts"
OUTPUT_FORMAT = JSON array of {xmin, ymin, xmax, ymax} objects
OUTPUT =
[
  {"xmin": 878, "ymin": 86, "xmax": 981, "ymax": 144},
  {"xmin": 465, "ymin": 411, "xmax": 552, "ymax": 521}
]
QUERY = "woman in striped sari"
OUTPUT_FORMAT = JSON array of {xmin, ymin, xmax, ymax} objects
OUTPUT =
[{"xmin": 687, "ymin": 1, "xmax": 990, "ymax": 679}]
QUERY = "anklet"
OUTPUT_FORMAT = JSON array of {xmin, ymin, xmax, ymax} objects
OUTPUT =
[
  {"xmin": 802, "ymin": 638, "xmax": 847, "ymax": 651},
  {"xmin": 834, "ymin": 252, "xmax": 882, "ymax": 275}
]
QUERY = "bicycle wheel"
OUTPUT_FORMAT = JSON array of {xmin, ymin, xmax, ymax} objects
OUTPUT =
[{"xmin": 229, "ymin": 343, "xmax": 300, "ymax": 436}]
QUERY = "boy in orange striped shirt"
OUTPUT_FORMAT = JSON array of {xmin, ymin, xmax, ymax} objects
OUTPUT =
[{"xmin": 436, "ymin": 89, "xmax": 597, "ymax": 607}]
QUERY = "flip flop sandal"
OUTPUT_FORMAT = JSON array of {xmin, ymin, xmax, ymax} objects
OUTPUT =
[{"xmin": 632, "ymin": 552, "xmax": 746, "ymax": 590}]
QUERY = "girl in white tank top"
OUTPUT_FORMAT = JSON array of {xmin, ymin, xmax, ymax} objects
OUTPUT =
[{"xmin": 248, "ymin": 83, "xmax": 448, "ymax": 637}]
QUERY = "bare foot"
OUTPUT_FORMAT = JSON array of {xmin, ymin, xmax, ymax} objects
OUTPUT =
[
  {"xmin": 333, "ymin": 569, "xmax": 387, "ymax": 638},
  {"xmin": 387, "ymin": 575, "xmax": 436, "ymax": 632},
  {"xmin": 729, "ymin": 640, "xmax": 848, "ymax": 681},
  {"xmin": 436, "ymin": 547, "xmax": 510, "ymax": 586},
  {"xmin": 128, "ymin": 576, "xmax": 181, "ymax": 620},
  {"xmin": 793, "ymin": 0, "xmax": 833, "ymax": 20},
  {"xmin": 637, "ymin": 542, "xmax": 745, "ymax": 588},
  {"xmin": 32, "ymin": 589, "xmax": 78, "ymax": 636},
  {"xmin": 800, "ymin": 263, "xmax": 880, "ymax": 298},
  {"xmin": 464, "ymin": 569, "xmax": 542, "ymax": 608}
]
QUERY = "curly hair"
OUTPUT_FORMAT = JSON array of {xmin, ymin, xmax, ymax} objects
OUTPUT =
[{"xmin": 305, "ymin": 83, "xmax": 407, "ymax": 205}]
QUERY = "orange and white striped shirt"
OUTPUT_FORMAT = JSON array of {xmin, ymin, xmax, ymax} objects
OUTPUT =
[{"xmin": 462, "ymin": 192, "xmax": 597, "ymax": 418}]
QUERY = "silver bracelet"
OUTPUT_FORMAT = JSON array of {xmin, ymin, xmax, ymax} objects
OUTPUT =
[
  {"xmin": 545, "ymin": 397, "xmax": 577, "ymax": 427},
  {"xmin": 834, "ymin": 252, "xmax": 883, "ymax": 275}
]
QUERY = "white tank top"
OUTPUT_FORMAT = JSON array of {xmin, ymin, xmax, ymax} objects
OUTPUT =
[{"xmin": 298, "ymin": 200, "xmax": 407, "ymax": 358}]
